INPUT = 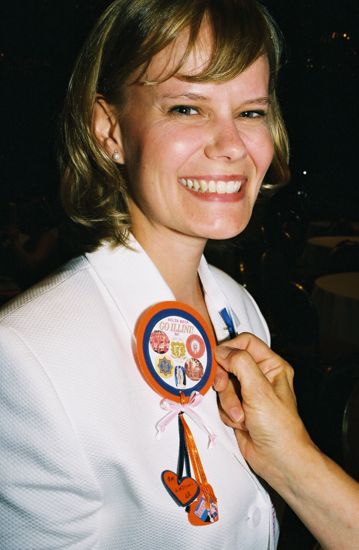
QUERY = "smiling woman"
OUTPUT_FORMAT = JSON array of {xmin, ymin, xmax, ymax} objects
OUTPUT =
[{"xmin": 1, "ymin": 1, "xmax": 290, "ymax": 549}]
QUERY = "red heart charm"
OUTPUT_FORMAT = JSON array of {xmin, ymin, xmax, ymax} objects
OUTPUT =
[
  {"xmin": 187, "ymin": 492, "xmax": 219, "ymax": 526},
  {"xmin": 161, "ymin": 470, "xmax": 200, "ymax": 507}
]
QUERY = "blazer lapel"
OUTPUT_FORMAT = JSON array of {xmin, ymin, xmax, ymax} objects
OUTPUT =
[
  {"xmin": 85, "ymin": 236, "xmax": 175, "ymax": 335},
  {"xmin": 85, "ymin": 235, "xmax": 236, "ymax": 343}
]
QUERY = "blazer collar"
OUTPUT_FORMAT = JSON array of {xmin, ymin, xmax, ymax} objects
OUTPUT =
[{"xmin": 85, "ymin": 235, "xmax": 237, "ymax": 342}]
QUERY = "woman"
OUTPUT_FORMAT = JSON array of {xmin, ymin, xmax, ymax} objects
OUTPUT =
[{"xmin": 0, "ymin": 1, "xmax": 289, "ymax": 548}]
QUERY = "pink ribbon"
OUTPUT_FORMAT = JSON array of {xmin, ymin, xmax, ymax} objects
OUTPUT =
[{"xmin": 155, "ymin": 391, "xmax": 216, "ymax": 448}]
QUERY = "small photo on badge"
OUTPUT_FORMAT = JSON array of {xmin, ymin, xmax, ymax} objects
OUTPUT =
[
  {"xmin": 185, "ymin": 358, "xmax": 204, "ymax": 381},
  {"xmin": 150, "ymin": 330, "xmax": 170, "ymax": 354},
  {"xmin": 186, "ymin": 334, "xmax": 205, "ymax": 359},
  {"xmin": 174, "ymin": 365, "xmax": 187, "ymax": 388}
]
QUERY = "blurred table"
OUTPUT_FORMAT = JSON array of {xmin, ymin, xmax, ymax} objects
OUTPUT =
[
  {"xmin": 308, "ymin": 235, "xmax": 359, "ymax": 249},
  {"xmin": 308, "ymin": 220, "xmax": 359, "ymax": 237},
  {"xmin": 311, "ymin": 272, "xmax": 359, "ymax": 349},
  {"xmin": 303, "ymin": 236, "xmax": 359, "ymax": 275}
]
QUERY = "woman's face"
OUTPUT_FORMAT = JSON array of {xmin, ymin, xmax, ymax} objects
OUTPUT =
[{"xmin": 117, "ymin": 27, "xmax": 274, "ymax": 243}]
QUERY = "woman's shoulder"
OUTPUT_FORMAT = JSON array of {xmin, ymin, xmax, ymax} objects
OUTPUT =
[{"xmin": 0, "ymin": 255, "xmax": 90, "ymax": 325}]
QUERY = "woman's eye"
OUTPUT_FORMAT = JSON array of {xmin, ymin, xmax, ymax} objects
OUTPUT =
[
  {"xmin": 240, "ymin": 110, "xmax": 267, "ymax": 119},
  {"xmin": 169, "ymin": 105, "xmax": 199, "ymax": 116}
]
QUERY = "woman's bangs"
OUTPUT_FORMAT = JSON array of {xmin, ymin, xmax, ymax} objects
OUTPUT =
[
  {"xmin": 184, "ymin": 35, "xmax": 265, "ymax": 82},
  {"xmin": 137, "ymin": 4, "xmax": 270, "ymax": 85}
]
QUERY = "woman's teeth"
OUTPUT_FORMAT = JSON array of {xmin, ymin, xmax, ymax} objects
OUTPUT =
[{"xmin": 179, "ymin": 178, "xmax": 242, "ymax": 194}]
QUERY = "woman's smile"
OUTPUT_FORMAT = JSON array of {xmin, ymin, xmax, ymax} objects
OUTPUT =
[{"xmin": 178, "ymin": 175, "xmax": 247, "ymax": 200}]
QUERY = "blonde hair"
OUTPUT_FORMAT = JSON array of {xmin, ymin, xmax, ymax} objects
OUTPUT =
[{"xmin": 59, "ymin": 0, "xmax": 289, "ymax": 250}]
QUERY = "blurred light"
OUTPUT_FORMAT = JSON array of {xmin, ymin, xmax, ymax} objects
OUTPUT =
[
  {"xmin": 332, "ymin": 32, "xmax": 351, "ymax": 41},
  {"xmin": 302, "ymin": 171, "xmax": 308, "ymax": 176}
]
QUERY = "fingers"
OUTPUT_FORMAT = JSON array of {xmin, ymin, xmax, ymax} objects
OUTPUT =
[
  {"xmin": 218, "ymin": 332, "xmax": 289, "ymax": 377},
  {"xmin": 214, "ymin": 335, "xmax": 308, "ymax": 481},
  {"xmin": 215, "ymin": 344, "xmax": 268, "ymax": 395},
  {"xmin": 214, "ymin": 364, "xmax": 245, "ymax": 426},
  {"xmin": 219, "ymin": 332, "xmax": 274, "ymax": 362},
  {"xmin": 214, "ymin": 337, "xmax": 270, "ymax": 428},
  {"xmin": 218, "ymin": 402, "xmax": 246, "ymax": 430},
  {"xmin": 218, "ymin": 377, "xmax": 245, "ymax": 427},
  {"xmin": 216, "ymin": 333, "xmax": 295, "ymax": 392},
  {"xmin": 215, "ymin": 335, "xmax": 296, "ymax": 411},
  {"xmin": 213, "ymin": 364, "xmax": 228, "ymax": 392}
]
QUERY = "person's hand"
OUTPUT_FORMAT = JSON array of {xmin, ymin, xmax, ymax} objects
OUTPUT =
[
  {"xmin": 214, "ymin": 333, "xmax": 313, "ymax": 483},
  {"xmin": 215, "ymin": 334, "xmax": 359, "ymax": 549}
]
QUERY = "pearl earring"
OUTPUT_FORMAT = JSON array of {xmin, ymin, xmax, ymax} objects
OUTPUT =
[{"xmin": 112, "ymin": 151, "xmax": 121, "ymax": 162}]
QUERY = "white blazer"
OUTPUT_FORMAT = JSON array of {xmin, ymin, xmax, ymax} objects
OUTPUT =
[{"xmin": 0, "ymin": 236, "xmax": 277, "ymax": 550}]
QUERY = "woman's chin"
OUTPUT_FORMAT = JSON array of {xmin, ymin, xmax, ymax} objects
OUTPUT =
[
  {"xmin": 199, "ymin": 222, "xmax": 249, "ymax": 241},
  {"xmin": 191, "ymin": 206, "xmax": 252, "ymax": 241}
]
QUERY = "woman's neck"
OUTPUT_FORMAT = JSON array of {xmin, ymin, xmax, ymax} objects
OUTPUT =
[{"xmin": 131, "ymin": 224, "xmax": 209, "ymax": 317}]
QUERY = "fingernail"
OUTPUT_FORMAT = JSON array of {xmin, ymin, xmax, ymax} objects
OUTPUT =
[
  {"xmin": 213, "ymin": 374, "xmax": 222, "ymax": 389},
  {"xmin": 229, "ymin": 407, "xmax": 243, "ymax": 423}
]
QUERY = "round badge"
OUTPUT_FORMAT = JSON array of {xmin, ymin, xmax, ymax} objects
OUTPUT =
[{"xmin": 135, "ymin": 301, "xmax": 217, "ymax": 402}]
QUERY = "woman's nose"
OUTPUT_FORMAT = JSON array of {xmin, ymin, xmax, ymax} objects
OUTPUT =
[{"xmin": 204, "ymin": 119, "xmax": 247, "ymax": 162}]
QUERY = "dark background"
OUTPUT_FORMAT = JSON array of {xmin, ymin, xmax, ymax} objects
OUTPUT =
[
  {"xmin": 1, "ymin": 0, "xmax": 358, "ymax": 219},
  {"xmin": 1, "ymin": 4, "xmax": 358, "ymax": 547},
  {"xmin": 267, "ymin": 0, "xmax": 359, "ymax": 220}
]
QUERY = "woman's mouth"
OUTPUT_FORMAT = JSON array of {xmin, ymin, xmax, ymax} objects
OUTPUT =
[{"xmin": 179, "ymin": 177, "xmax": 245, "ymax": 194}]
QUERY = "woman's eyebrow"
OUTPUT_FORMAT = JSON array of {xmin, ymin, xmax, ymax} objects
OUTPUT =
[
  {"xmin": 159, "ymin": 94, "xmax": 271, "ymax": 104},
  {"xmin": 243, "ymin": 97, "xmax": 270, "ymax": 105},
  {"xmin": 161, "ymin": 93, "xmax": 210, "ymax": 101}
]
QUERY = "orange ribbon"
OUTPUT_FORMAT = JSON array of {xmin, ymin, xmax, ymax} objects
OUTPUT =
[{"xmin": 180, "ymin": 414, "xmax": 217, "ymax": 506}]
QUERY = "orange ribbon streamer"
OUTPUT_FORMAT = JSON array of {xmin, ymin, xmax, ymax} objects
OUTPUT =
[{"xmin": 180, "ymin": 414, "xmax": 217, "ymax": 506}]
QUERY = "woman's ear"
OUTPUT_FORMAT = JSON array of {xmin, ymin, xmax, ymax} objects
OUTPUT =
[{"xmin": 92, "ymin": 96, "xmax": 125, "ymax": 163}]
